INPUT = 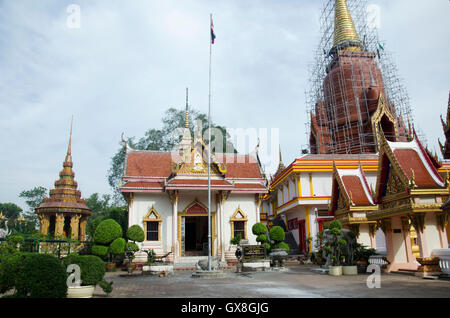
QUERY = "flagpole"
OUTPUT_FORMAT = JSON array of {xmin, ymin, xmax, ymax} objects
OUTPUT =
[{"xmin": 207, "ymin": 13, "xmax": 213, "ymax": 272}]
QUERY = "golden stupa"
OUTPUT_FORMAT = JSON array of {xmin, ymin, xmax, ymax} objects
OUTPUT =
[
  {"xmin": 36, "ymin": 117, "xmax": 91, "ymax": 240},
  {"xmin": 333, "ymin": 0, "xmax": 362, "ymax": 52}
]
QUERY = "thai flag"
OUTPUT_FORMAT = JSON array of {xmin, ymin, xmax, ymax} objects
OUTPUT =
[{"xmin": 211, "ymin": 16, "xmax": 216, "ymax": 44}]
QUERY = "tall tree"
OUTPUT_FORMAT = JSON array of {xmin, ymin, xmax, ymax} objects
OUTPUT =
[
  {"xmin": 85, "ymin": 193, "xmax": 128, "ymax": 239},
  {"xmin": 108, "ymin": 107, "xmax": 237, "ymax": 202},
  {"xmin": 18, "ymin": 186, "xmax": 48, "ymax": 230}
]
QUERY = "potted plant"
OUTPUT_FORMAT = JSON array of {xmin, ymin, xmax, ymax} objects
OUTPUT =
[
  {"xmin": 355, "ymin": 244, "xmax": 377, "ymax": 273},
  {"xmin": 323, "ymin": 220, "xmax": 346, "ymax": 276},
  {"xmin": 226, "ymin": 234, "xmax": 242, "ymax": 264},
  {"xmin": 342, "ymin": 231, "xmax": 358, "ymax": 275},
  {"xmin": 63, "ymin": 253, "xmax": 112, "ymax": 298},
  {"xmin": 91, "ymin": 219, "xmax": 123, "ymax": 271},
  {"xmin": 268, "ymin": 226, "xmax": 290, "ymax": 267},
  {"xmin": 125, "ymin": 225, "xmax": 145, "ymax": 271}
]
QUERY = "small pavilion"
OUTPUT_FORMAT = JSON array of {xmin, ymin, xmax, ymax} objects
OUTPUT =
[
  {"xmin": 366, "ymin": 131, "xmax": 449, "ymax": 273},
  {"xmin": 329, "ymin": 163, "xmax": 378, "ymax": 249},
  {"xmin": 36, "ymin": 119, "xmax": 91, "ymax": 240}
]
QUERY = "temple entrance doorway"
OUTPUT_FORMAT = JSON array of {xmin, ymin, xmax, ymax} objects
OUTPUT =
[{"xmin": 184, "ymin": 216, "xmax": 208, "ymax": 256}]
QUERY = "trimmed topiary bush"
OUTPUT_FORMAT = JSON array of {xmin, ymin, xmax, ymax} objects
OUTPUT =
[
  {"xmin": 256, "ymin": 234, "xmax": 268, "ymax": 244},
  {"xmin": 109, "ymin": 238, "xmax": 126, "ymax": 256},
  {"xmin": 252, "ymin": 223, "xmax": 267, "ymax": 236},
  {"xmin": 126, "ymin": 242, "xmax": 139, "ymax": 252},
  {"xmin": 269, "ymin": 226, "xmax": 285, "ymax": 242},
  {"xmin": 92, "ymin": 245, "xmax": 109, "ymax": 257},
  {"xmin": 14, "ymin": 253, "xmax": 67, "ymax": 298},
  {"xmin": 63, "ymin": 254, "xmax": 106, "ymax": 286},
  {"xmin": 273, "ymin": 242, "xmax": 290, "ymax": 253},
  {"xmin": 0, "ymin": 253, "xmax": 24, "ymax": 294},
  {"xmin": 126, "ymin": 225, "xmax": 145, "ymax": 243},
  {"xmin": 93, "ymin": 219, "xmax": 123, "ymax": 245}
]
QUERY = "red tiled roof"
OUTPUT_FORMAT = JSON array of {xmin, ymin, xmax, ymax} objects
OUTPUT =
[
  {"xmin": 125, "ymin": 152, "xmax": 173, "ymax": 177},
  {"xmin": 341, "ymin": 175, "xmax": 371, "ymax": 205},
  {"xmin": 166, "ymin": 179, "xmax": 232, "ymax": 186},
  {"xmin": 393, "ymin": 149, "xmax": 441, "ymax": 188},
  {"xmin": 233, "ymin": 183, "xmax": 267, "ymax": 190},
  {"xmin": 124, "ymin": 152, "xmax": 263, "ymax": 179},
  {"xmin": 122, "ymin": 181, "xmax": 165, "ymax": 189}
]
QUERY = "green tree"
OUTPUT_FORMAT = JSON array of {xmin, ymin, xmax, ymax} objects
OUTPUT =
[
  {"xmin": 107, "ymin": 107, "xmax": 237, "ymax": 202},
  {"xmin": 85, "ymin": 193, "xmax": 128, "ymax": 240},
  {"xmin": 0, "ymin": 203, "xmax": 23, "ymax": 233},
  {"xmin": 18, "ymin": 186, "xmax": 47, "ymax": 230}
]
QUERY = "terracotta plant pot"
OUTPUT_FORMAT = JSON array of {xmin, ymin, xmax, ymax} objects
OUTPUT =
[
  {"xmin": 343, "ymin": 265, "xmax": 358, "ymax": 275},
  {"xmin": 67, "ymin": 285, "xmax": 95, "ymax": 298},
  {"xmin": 105, "ymin": 263, "xmax": 116, "ymax": 272},
  {"xmin": 329, "ymin": 265, "xmax": 343, "ymax": 276}
]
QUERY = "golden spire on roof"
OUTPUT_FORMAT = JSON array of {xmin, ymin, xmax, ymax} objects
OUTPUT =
[
  {"xmin": 185, "ymin": 88, "xmax": 190, "ymax": 129},
  {"xmin": 66, "ymin": 115, "xmax": 73, "ymax": 163},
  {"xmin": 333, "ymin": 0, "xmax": 362, "ymax": 52}
]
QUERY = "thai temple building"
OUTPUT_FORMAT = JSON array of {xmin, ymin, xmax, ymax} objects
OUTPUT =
[
  {"xmin": 121, "ymin": 96, "xmax": 268, "ymax": 264},
  {"xmin": 439, "ymin": 93, "xmax": 450, "ymax": 244},
  {"xmin": 36, "ymin": 119, "xmax": 92, "ymax": 240},
  {"xmin": 262, "ymin": 0, "xmax": 450, "ymax": 270},
  {"xmin": 308, "ymin": 0, "xmax": 410, "ymax": 155}
]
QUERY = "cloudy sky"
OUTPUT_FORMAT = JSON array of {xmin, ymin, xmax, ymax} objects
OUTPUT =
[{"xmin": 0, "ymin": 0, "xmax": 449, "ymax": 210}]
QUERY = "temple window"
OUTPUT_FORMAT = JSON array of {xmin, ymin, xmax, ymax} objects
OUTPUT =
[
  {"xmin": 143, "ymin": 207, "xmax": 162, "ymax": 241},
  {"xmin": 230, "ymin": 207, "xmax": 248, "ymax": 240}
]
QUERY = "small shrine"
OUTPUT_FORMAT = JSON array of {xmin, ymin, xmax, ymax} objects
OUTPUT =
[
  {"xmin": 329, "ymin": 163, "xmax": 378, "ymax": 249},
  {"xmin": 36, "ymin": 119, "xmax": 91, "ymax": 240},
  {"xmin": 366, "ymin": 130, "xmax": 449, "ymax": 273}
]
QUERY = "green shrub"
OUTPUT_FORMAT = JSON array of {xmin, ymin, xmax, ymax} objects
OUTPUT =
[
  {"xmin": 126, "ymin": 225, "xmax": 145, "ymax": 243},
  {"xmin": 0, "ymin": 253, "xmax": 25, "ymax": 294},
  {"xmin": 15, "ymin": 253, "xmax": 67, "ymax": 298},
  {"xmin": 99, "ymin": 279, "xmax": 113, "ymax": 295},
  {"xmin": 269, "ymin": 226, "xmax": 285, "ymax": 242},
  {"xmin": 264, "ymin": 243, "xmax": 271, "ymax": 253},
  {"xmin": 252, "ymin": 223, "xmax": 267, "ymax": 236},
  {"xmin": 62, "ymin": 253, "xmax": 79, "ymax": 267},
  {"xmin": 328, "ymin": 220, "xmax": 342, "ymax": 230},
  {"xmin": 93, "ymin": 219, "xmax": 123, "ymax": 245},
  {"xmin": 273, "ymin": 242, "xmax": 290, "ymax": 253},
  {"xmin": 0, "ymin": 241, "xmax": 18, "ymax": 263},
  {"xmin": 92, "ymin": 244, "xmax": 109, "ymax": 257},
  {"xmin": 126, "ymin": 242, "xmax": 139, "ymax": 252},
  {"xmin": 7, "ymin": 235, "xmax": 24, "ymax": 246},
  {"xmin": 63, "ymin": 254, "xmax": 105, "ymax": 286},
  {"xmin": 256, "ymin": 234, "xmax": 268, "ymax": 243},
  {"xmin": 230, "ymin": 234, "xmax": 242, "ymax": 245},
  {"xmin": 109, "ymin": 238, "xmax": 126, "ymax": 256}
]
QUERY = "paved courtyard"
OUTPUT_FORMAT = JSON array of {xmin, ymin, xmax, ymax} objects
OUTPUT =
[{"xmin": 93, "ymin": 265, "xmax": 450, "ymax": 298}]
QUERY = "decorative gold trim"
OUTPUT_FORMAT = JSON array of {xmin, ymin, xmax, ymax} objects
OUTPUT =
[
  {"xmin": 230, "ymin": 207, "xmax": 248, "ymax": 240},
  {"xmin": 143, "ymin": 207, "xmax": 162, "ymax": 241},
  {"xmin": 372, "ymin": 93, "xmax": 398, "ymax": 151},
  {"xmin": 177, "ymin": 211, "xmax": 217, "ymax": 257}
]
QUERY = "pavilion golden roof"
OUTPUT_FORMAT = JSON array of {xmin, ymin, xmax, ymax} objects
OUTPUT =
[
  {"xmin": 36, "ymin": 118, "xmax": 91, "ymax": 216},
  {"xmin": 333, "ymin": 0, "xmax": 362, "ymax": 51}
]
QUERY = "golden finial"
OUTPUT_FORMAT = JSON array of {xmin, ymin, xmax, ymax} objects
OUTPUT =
[
  {"xmin": 333, "ymin": 0, "xmax": 362, "ymax": 52},
  {"xmin": 68, "ymin": 115, "xmax": 73, "ymax": 156},
  {"xmin": 185, "ymin": 88, "xmax": 190, "ymax": 129}
]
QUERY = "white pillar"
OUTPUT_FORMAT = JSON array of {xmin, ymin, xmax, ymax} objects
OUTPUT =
[
  {"xmin": 171, "ymin": 191, "xmax": 179, "ymax": 262},
  {"xmin": 220, "ymin": 193, "xmax": 226, "ymax": 262},
  {"xmin": 256, "ymin": 195, "xmax": 261, "ymax": 224}
]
